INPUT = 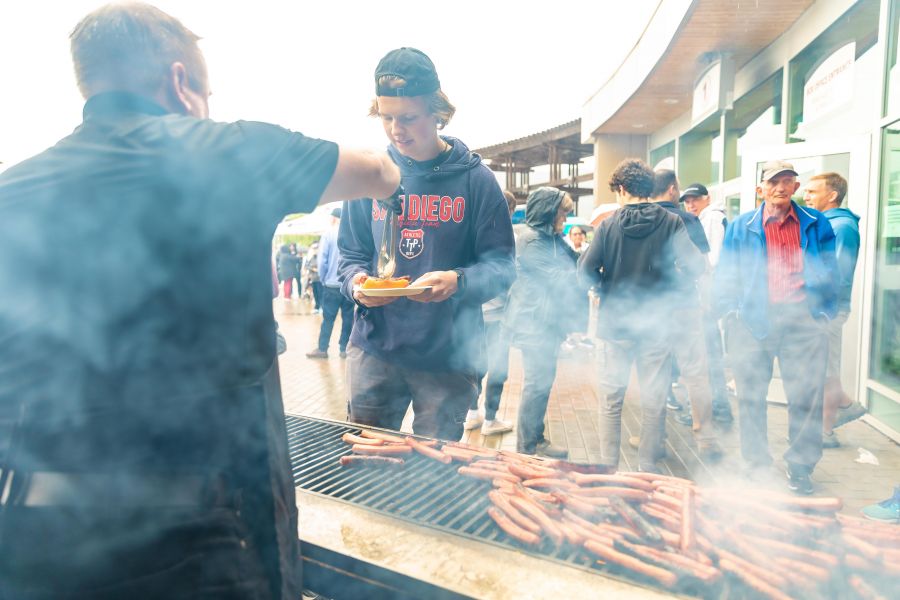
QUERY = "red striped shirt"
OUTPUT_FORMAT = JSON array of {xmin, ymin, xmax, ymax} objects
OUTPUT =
[{"xmin": 763, "ymin": 203, "xmax": 805, "ymax": 304}]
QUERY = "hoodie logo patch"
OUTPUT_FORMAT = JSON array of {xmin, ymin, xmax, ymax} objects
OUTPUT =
[{"xmin": 399, "ymin": 228, "xmax": 424, "ymax": 259}]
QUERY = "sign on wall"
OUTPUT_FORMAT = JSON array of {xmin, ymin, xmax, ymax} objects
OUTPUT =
[
  {"xmin": 803, "ymin": 42, "xmax": 855, "ymax": 126},
  {"xmin": 692, "ymin": 62, "xmax": 721, "ymax": 125}
]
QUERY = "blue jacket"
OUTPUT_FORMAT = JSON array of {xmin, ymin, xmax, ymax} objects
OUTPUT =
[
  {"xmin": 824, "ymin": 207, "xmax": 861, "ymax": 313},
  {"xmin": 317, "ymin": 224, "xmax": 341, "ymax": 287},
  {"xmin": 714, "ymin": 201, "xmax": 838, "ymax": 339},
  {"xmin": 338, "ymin": 136, "xmax": 516, "ymax": 372}
]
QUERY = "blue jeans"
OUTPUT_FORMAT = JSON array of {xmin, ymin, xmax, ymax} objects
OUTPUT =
[
  {"xmin": 516, "ymin": 341, "xmax": 561, "ymax": 453},
  {"xmin": 317, "ymin": 286, "xmax": 354, "ymax": 352}
]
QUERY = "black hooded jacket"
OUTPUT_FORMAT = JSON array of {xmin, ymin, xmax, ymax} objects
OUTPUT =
[
  {"xmin": 503, "ymin": 188, "xmax": 588, "ymax": 347},
  {"xmin": 577, "ymin": 202, "xmax": 705, "ymax": 340}
]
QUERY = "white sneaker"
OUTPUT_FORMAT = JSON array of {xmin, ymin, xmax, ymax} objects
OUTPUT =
[
  {"xmin": 464, "ymin": 413, "xmax": 483, "ymax": 430},
  {"xmin": 481, "ymin": 419, "xmax": 513, "ymax": 435}
]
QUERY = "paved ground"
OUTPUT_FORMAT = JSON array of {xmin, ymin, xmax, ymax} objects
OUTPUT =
[{"xmin": 276, "ymin": 296, "xmax": 900, "ymax": 516}]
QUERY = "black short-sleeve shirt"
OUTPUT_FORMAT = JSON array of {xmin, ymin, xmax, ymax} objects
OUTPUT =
[{"xmin": 0, "ymin": 92, "xmax": 338, "ymax": 469}]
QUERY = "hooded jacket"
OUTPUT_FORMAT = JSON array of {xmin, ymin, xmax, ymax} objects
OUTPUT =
[
  {"xmin": 338, "ymin": 136, "xmax": 516, "ymax": 372},
  {"xmin": 578, "ymin": 202, "xmax": 705, "ymax": 340},
  {"xmin": 714, "ymin": 201, "xmax": 838, "ymax": 339},
  {"xmin": 824, "ymin": 207, "xmax": 861, "ymax": 313},
  {"xmin": 503, "ymin": 188, "xmax": 586, "ymax": 347}
]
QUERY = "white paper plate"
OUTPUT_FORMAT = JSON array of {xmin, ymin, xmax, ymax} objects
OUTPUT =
[{"xmin": 355, "ymin": 286, "xmax": 432, "ymax": 297}]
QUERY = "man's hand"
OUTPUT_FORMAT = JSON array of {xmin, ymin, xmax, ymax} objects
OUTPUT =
[
  {"xmin": 376, "ymin": 184, "xmax": 404, "ymax": 215},
  {"xmin": 408, "ymin": 271, "xmax": 458, "ymax": 303},
  {"xmin": 352, "ymin": 273, "xmax": 399, "ymax": 307}
]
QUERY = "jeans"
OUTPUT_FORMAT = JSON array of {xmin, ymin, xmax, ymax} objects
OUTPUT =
[
  {"xmin": 317, "ymin": 286, "xmax": 354, "ymax": 352},
  {"xmin": 670, "ymin": 308, "xmax": 716, "ymax": 445},
  {"xmin": 597, "ymin": 337, "xmax": 672, "ymax": 471},
  {"xmin": 516, "ymin": 342, "xmax": 561, "ymax": 453},
  {"xmin": 725, "ymin": 303, "xmax": 827, "ymax": 472},
  {"xmin": 347, "ymin": 347, "xmax": 477, "ymax": 440},
  {"xmin": 703, "ymin": 313, "xmax": 729, "ymax": 404},
  {"xmin": 471, "ymin": 321, "xmax": 510, "ymax": 420}
]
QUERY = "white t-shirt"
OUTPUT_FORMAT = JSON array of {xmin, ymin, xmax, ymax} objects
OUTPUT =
[{"xmin": 698, "ymin": 205, "xmax": 727, "ymax": 267}]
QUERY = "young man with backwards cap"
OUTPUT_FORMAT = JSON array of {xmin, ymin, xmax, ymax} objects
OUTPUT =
[
  {"xmin": 338, "ymin": 48, "xmax": 516, "ymax": 441},
  {"xmin": 307, "ymin": 206, "xmax": 355, "ymax": 359},
  {"xmin": 715, "ymin": 160, "xmax": 838, "ymax": 495},
  {"xmin": 681, "ymin": 182, "xmax": 734, "ymax": 424}
]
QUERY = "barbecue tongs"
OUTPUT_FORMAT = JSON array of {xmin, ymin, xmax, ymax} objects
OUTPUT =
[{"xmin": 376, "ymin": 188, "xmax": 403, "ymax": 279}]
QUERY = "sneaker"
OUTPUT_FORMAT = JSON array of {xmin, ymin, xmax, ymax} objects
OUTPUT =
[
  {"xmin": 674, "ymin": 412, "xmax": 693, "ymax": 427},
  {"xmin": 861, "ymin": 486, "xmax": 900, "ymax": 523},
  {"xmin": 305, "ymin": 349, "xmax": 328, "ymax": 359},
  {"xmin": 535, "ymin": 440, "xmax": 569, "ymax": 459},
  {"xmin": 481, "ymin": 419, "xmax": 513, "ymax": 435},
  {"xmin": 463, "ymin": 412, "xmax": 483, "ymax": 431},
  {"xmin": 822, "ymin": 431, "xmax": 841, "ymax": 449},
  {"xmin": 577, "ymin": 339, "xmax": 595, "ymax": 349},
  {"xmin": 833, "ymin": 401, "xmax": 866, "ymax": 430},
  {"xmin": 666, "ymin": 392, "xmax": 683, "ymax": 411},
  {"xmin": 712, "ymin": 400, "xmax": 734, "ymax": 424},
  {"xmin": 785, "ymin": 464, "xmax": 814, "ymax": 495},
  {"xmin": 560, "ymin": 340, "xmax": 577, "ymax": 352}
]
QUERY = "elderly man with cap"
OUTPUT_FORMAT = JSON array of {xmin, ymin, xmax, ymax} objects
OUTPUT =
[
  {"xmin": 307, "ymin": 206, "xmax": 355, "ymax": 359},
  {"xmin": 339, "ymin": 47, "xmax": 516, "ymax": 441},
  {"xmin": 681, "ymin": 183, "xmax": 734, "ymax": 424},
  {"xmin": 715, "ymin": 160, "xmax": 838, "ymax": 495}
]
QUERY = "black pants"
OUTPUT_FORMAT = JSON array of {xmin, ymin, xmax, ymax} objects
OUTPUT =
[
  {"xmin": 317, "ymin": 286, "xmax": 354, "ymax": 353},
  {"xmin": 726, "ymin": 303, "xmax": 827, "ymax": 472},
  {"xmin": 516, "ymin": 341, "xmax": 561, "ymax": 453},
  {"xmin": 347, "ymin": 347, "xmax": 477, "ymax": 440},
  {"xmin": 471, "ymin": 321, "xmax": 510, "ymax": 420}
]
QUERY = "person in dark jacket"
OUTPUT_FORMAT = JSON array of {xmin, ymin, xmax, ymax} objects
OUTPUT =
[
  {"xmin": 0, "ymin": 4, "xmax": 400, "ymax": 599},
  {"xmin": 503, "ymin": 187, "xmax": 584, "ymax": 457},
  {"xmin": 276, "ymin": 244, "xmax": 299, "ymax": 299},
  {"xmin": 339, "ymin": 47, "xmax": 516, "ymax": 441},
  {"xmin": 803, "ymin": 172, "xmax": 864, "ymax": 448},
  {"xmin": 715, "ymin": 160, "xmax": 838, "ymax": 495},
  {"xmin": 579, "ymin": 160, "xmax": 705, "ymax": 473}
]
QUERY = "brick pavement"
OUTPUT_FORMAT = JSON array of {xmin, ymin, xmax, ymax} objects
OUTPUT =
[{"xmin": 276, "ymin": 297, "xmax": 900, "ymax": 516}]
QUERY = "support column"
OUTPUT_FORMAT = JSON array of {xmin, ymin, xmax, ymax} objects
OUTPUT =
[{"xmin": 592, "ymin": 134, "xmax": 649, "ymax": 206}]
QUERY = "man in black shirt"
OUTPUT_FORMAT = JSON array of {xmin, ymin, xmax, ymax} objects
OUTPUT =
[{"xmin": 0, "ymin": 3, "xmax": 399, "ymax": 599}]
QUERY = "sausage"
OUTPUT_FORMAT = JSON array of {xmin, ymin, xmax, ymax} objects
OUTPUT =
[
  {"xmin": 522, "ymin": 477, "xmax": 579, "ymax": 491},
  {"xmin": 506, "ymin": 462, "xmax": 560, "ymax": 480},
  {"xmin": 508, "ymin": 495, "xmax": 564, "ymax": 546},
  {"xmin": 609, "ymin": 496, "xmax": 664, "ymax": 547},
  {"xmin": 351, "ymin": 443, "xmax": 412, "ymax": 455},
  {"xmin": 680, "ymin": 487, "xmax": 694, "ymax": 553},
  {"xmin": 639, "ymin": 547, "xmax": 720, "ymax": 583},
  {"xmin": 551, "ymin": 460, "xmax": 616, "ymax": 475},
  {"xmin": 440, "ymin": 446, "xmax": 477, "ymax": 463},
  {"xmin": 488, "ymin": 490, "xmax": 542, "ymax": 534},
  {"xmin": 642, "ymin": 505, "xmax": 681, "ymax": 533},
  {"xmin": 469, "ymin": 460, "xmax": 513, "ymax": 472},
  {"xmin": 551, "ymin": 491, "xmax": 600, "ymax": 517},
  {"xmin": 842, "ymin": 533, "xmax": 881, "ymax": 562},
  {"xmin": 584, "ymin": 540, "xmax": 678, "ymax": 587},
  {"xmin": 487, "ymin": 506, "xmax": 541, "ymax": 546},
  {"xmin": 339, "ymin": 455, "xmax": 404, "ymax": 468},
  {"xmin": 568, "ymin": 486, "xmax": 650, "ymax": 502},
  {"xmin": 404, "ymin": 436, "xmax": 452, "ymax": 464},
  {"xmin": 342, "ymin": 433, "xmax": 384, "ymax": 446},
  {"xmin": 751, "ymin": 490, "xmax": 843, "ymax": 513},
  {"xmin": 777, "ymin": 556, "xmax": 830, "ymax": 582},
  {"xmin": 718, "ymin": 558, "xmax": 793, "ymax": 600},
  {"xmin": 716, "ymin": 548, "xmax": 787, "ymax": 589},
  {"xmin": 849, "ymin": 575, "xmax": 889, "ymax": 600},
  {"xmin": 359, "ymin": 429, "xmax": 408, "ymax": 444},
  {"xmin": 444, "ymin": 441, "xmax": 499, "ymax": 458},
  {"xmin": 740, "ymin": 533, "xmax": 839, "ymax": 569},
  {"xmin": 457, "ymin": 467, "xmax": 520, "ymax": 484},
  {"xmin": 568, "ymin": 472, "xmax": 654, "ymax": 492}
]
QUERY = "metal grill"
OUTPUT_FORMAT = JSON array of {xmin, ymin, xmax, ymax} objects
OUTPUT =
[{"xmin": 286, "ymin": 414, "xmax": 603, "ymax": 575}]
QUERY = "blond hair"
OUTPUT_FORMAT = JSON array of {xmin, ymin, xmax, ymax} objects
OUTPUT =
[
  {"xmin": 809, "ymin": 172, "xmax": 848, "ymax": 206},
  {"xmin": 368, "ymin": 75, "xmax": 456, "ymax": 129}
]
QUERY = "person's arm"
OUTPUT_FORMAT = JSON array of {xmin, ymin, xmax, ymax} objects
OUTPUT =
[
  {"xmin": 712, "ymin": 220, "xmax": 740, "ymax": 319},
  {"xmin": 409, "ymin": 179, "xmax": 516, "ymax": 304},
  {"xmin": 577, "ymin": 224, "xmax": 605, "ymax": 286},
  {"xmin": 319, "ymin": 148, "xmax": 400, "ymax": 205},
  {"xmin": 673, "ymin": 223, "xmax": 706, "ymax": 282},
  {"xmin": 816, "ymin": 219, "xmax": 840, "ymax": 316},
  {"xmin": 832, "ymin": 220, "xmax": 860, "ymax": 311},
  {"xmin": 317, "ymin": 231, "xmax": 331, "ymax": 277}
]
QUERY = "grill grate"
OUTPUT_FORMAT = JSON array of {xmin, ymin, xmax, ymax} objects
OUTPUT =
[{"xmin": 286, "ymin": 415, "xmax": 608, "ymax": 577}]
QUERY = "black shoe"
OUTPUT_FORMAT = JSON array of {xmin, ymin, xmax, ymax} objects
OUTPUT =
[
  {"xmin": 534, "ymin": 440, "xmax": 568, "ymax": 459},
  {"xmin": 675, "ymin": 412, "xmax": 693, "ymax": 427},
  {"xmin": 712, "ymin": 401, "xmax": 734, "ymax": 424},
  {"xmin": 786, "ymin": 465, "xmax": 814, "ymax": 495},
  {"xmin": 305, "ymin": 349, "xmax": 328, "ymax": 359}
]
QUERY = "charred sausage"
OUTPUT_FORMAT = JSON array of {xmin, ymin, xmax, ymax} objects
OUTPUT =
[{"xmin": 339, "ymin": 455, "xmax": 404, "ymax": 468}]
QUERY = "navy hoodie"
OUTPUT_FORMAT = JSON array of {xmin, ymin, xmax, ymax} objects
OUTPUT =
[{"xmin": 338, "ymin": 136, "xmax": 516, "ymax": 373}]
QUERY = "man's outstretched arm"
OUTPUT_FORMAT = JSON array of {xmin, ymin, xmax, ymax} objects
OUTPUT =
[{"xmin": 319, "ymin": 148, "xmax": 399, "ymax": 204}]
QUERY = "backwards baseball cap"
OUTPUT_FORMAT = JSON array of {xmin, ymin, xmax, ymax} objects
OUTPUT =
[
  {"xmin": 374, "ymin": 47, "xmax": 441, "ymax": 97},
  {"xmin": 679, "ymin": 183, "xmax": 708, "ymax": 201},
  {"xmin": 330, "ymin": 207, "xmax": 342, "ymax": 218},
  {"xmin": 760, "ymin": 160, "xmax": 798, "ymax": 182}
]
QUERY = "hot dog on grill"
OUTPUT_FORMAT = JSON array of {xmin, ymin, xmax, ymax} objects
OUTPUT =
[
  {"xmin": 404, "ymin": 436, "xmax": 452, "ymax": 464},
  {"xmin": 351, "ymin": 443, "xmax": 412, "ymax": 455},
  {"xmin": 487, "ymin": 507, "xmax": 541, "ymax": 546},
  {"xmin": 342, "ymin": 433, "xmax": 384, "ymax": 446},
  {"xmin": 339, "ymin": 455, "xmax": 404, "ymax": 468}
]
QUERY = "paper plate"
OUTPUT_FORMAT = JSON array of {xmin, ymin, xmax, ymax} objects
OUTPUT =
[{"xmin": 355, "ymin": 286, "xmax": 432, "ymax": 297}]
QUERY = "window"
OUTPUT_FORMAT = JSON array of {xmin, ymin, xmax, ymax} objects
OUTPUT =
[
  {"xmin": 678, "ymin": 113, "xmax": 721, "ymax": 187},
  {"xmin": 723, "ymin": 70, "xmax": 783, "ymax": 181},
  {"xmin": 650, "ymin": 141, "xmax": 675, "ymax": 171}
]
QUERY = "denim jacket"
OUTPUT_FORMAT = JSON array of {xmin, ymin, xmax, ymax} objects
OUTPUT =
[{"xmin": 714, "ymin": 201, "xmax": 838, "ymax": 339}]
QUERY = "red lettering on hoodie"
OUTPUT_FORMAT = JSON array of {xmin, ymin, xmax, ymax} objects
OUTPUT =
[
  {"xmin": 452, "ymin": 196, "xmax": 465, "ymax": 223},
  {"xmin": 439, "ymin": 196, "xmax": 453, "ymax": 221},
  {"xmin": 406, "ymin": 194, "xmax": 420, "ymax": 221},
  {"xmin": 424, "ymin": 195, "xmax": 439, "ymax": 220}
]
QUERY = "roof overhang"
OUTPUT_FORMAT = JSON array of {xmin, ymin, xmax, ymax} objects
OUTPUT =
[{"xmin": 581, "ymin": 0, "xmax": 815, "ymax": 141}]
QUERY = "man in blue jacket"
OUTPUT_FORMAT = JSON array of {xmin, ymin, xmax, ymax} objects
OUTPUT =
[
  {"xmin": 339, "ymin": 48, "xmax": 516, "ymax": 441},
  {"xmin": 307, "ymin": 207, "xmax": 355, "ymax": 359},
  {"xmin": 804, "ymin": 172, "xmax": 864, "ymax": 447},
  {"xmin": 715, "ymin": 160, "xmax": 838, "ymax": 494}
]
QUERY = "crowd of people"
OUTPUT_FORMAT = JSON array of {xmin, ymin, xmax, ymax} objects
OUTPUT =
[{"xmin": 0, "ymin": 2, "xmax": 888, "ymax": 599}]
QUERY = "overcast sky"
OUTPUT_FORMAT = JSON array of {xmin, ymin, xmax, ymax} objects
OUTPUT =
[{"xmin": 0, "ymin": 0, "xmax": 659, "ymax": 173}]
